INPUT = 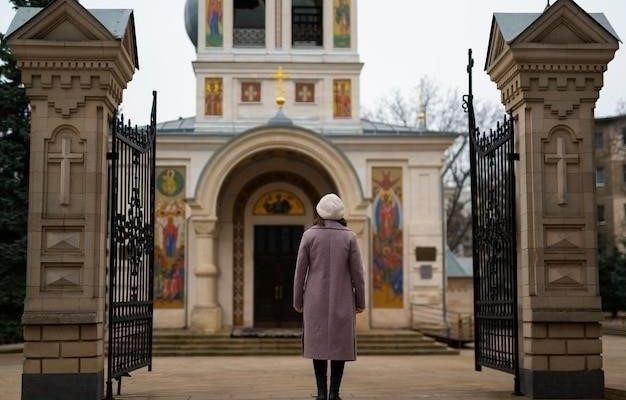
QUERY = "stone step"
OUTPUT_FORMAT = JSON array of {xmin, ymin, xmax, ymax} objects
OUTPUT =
[
  {"xmin": 151, "ymin": 330, "xmax": 458, "ymax": 356},
  {"xmin": 153, "ymin": 343, "xmax": 448, "ymax": 351},
  {"xmin": 152, "ymin": 348, "xmax": 459, "ymax": 357},
  {"xmin": 153, "ymin": 337, "xmax": 437, "ymax": 345}
]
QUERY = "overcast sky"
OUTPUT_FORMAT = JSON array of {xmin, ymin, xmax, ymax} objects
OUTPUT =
[{"xmin": 1, "ymin": 0, "xmax": 624, "ymax": 125}]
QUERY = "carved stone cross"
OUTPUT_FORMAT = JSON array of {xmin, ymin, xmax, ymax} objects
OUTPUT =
[
  {"xmin": 544, "ymin": 137, "xmax": 579, "ymax": 206},
  {"xmin": 48, "ymin": 136, "xmax": 83, "ymax": 206}
]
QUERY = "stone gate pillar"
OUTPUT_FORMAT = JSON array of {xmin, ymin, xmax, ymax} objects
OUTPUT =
[
  {"xmin": 6, "ymin": 1, "xmax": 138, "ymax": 399},
  {"xmin": 485, "ymin": 0, "xmax": 619, "ymax": 398}
]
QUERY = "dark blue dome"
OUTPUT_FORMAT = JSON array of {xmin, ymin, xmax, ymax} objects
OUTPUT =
[{"xmin": 184, "ymin": 0, "xmax": 198, "ymax": 48}]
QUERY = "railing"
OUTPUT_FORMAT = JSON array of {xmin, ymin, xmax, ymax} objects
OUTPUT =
[
  {"xmin": 410, "ymin": 303, "xmax": 474, "ymax": 347},
  {"xmin": 234, "ymin": 28, "xmax": 265, "ymax": 47}
]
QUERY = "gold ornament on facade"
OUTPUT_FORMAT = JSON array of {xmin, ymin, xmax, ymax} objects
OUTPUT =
[{"xmin": 274, "ymin": 66, "xmax": 287, "ymax": 108}]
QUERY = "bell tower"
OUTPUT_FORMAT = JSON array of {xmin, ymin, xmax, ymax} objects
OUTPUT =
[{"xmin": 184, "ymin": 0, "xmax": 363, "ymax": 134}]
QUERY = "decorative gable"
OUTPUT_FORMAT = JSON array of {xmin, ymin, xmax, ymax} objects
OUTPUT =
[
  {"xmin": 485, "ymin": 0, "xmax": 619, "ymax": 73},
  {"xmin": 514, "ymin": 1, "xmax": 615, "ymax": 46},
  {"xmin": 6, "ymin": 0, "xmax": 139, "ymax": 70},
  {"xmin": 485, "ymin": 22, "xmax": 508, "ymax": 71},
  {"xmin": 7, "ymin": 0, "xmax": 114, "ymax": 42}
]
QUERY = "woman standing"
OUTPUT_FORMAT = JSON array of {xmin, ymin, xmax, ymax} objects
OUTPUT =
[{"xmin": 293, "ymin": 193, "xmax": 366, "ymax": 400}]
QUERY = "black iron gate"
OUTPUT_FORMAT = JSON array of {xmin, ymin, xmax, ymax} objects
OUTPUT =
[
  {"xmin": 464, "ymin": 50, "xmax": 520, "ymax": 394},
  {"xmin": 106, "ymin": 91, "xmax": 157, "ymax": 399}
]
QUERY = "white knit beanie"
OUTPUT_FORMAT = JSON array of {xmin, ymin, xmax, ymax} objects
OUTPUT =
[{"xmin": 316, "ymin": 193, "xmax": 345, "ymax": 220}]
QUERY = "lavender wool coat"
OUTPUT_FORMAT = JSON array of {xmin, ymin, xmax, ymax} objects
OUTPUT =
[{"xmin": 292, "ymin": 220, "xmax": 366, "ymax": 361}]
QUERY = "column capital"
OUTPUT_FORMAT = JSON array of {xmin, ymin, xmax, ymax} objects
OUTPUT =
[{"xmin": 191, "ymin": 217, "xmax": 219, "ymax": 237}]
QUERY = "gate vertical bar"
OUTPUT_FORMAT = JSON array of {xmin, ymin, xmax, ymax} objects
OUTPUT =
[
  {"xmin": 465, "ymin": 48, "xmax": 520, "ymax": 393},
  {"xmin": 465, "ymin": 49, "xmax": 481, "ymax": 373},
  {"xmin": 148, "ymin": 91, "xmax": 157, "ymax": 371},
  {"xmin": 105, "ymin": 92, "xmax": 157, "ymax": 400}
]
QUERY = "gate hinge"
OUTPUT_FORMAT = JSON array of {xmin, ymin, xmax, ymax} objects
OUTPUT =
[
  {"xmin": 106, "ymin": 152, "xmax": 118, "ymax": 161},
  {"xmin": 509, "ymin": 153, "xmax": 520, "ymax": 161}
]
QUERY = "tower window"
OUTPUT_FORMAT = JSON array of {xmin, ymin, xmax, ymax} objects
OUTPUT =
[
  {"xmin": 234, "ymin": 0, "xmax": 266, "ymax": 47},
  {"xmin": 594, "ymin": 132, "xmax": 604, "ymax": 149},
  {"xmin": 597, "ymin": 204, "xmax": 606, "ymax": 224},
  {"xmin": 292, "ymin": 0, "xmax": 323, "ymax": 47},
  {"xmin": 596, "ymin": 166, "xmax": 605, "ymax": 187}
]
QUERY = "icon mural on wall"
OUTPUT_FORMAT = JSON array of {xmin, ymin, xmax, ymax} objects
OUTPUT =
[
  {"xmin": 205, "ymin": 77, "xmax": 223, "ymax": 116},
  {"xmin": 333, "ymin": 0, "xmax": 351, "ymax": 48},
  {"xmin": 253, "ymin": 190, "xmax": 305, "ymax": 215},
  {"xmin": 333, "ymin": 79, "xmax": 352, "ymax": 118},
  {"xmin": 155, "ymin": 167, "xmax": 186, "ymax": 309},
  {"xmin": 372, "ymin": 167, "xmax": 403, "ymax": 308},
  {"xmin": 295, "ymin": 82, "xmax": 315, "ymax": 103},
  {"xmin": 206, "ymin": 0, "xmax": 223, "ymax": 47},
  {"xmin": 241, "ymin": 82, "xmax": 261, "ymax": 102}
]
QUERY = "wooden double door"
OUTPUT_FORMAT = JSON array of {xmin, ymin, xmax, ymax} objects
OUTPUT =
[{"xmin": 253, "ymin": 225, "xmax": 304, "ymax": 328}]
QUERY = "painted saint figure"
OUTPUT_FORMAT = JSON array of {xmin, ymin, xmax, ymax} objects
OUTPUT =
[
  {"xmin": 334, "ymin": 80, "xmax": 351, "ymax": 118},
  {"xmin": 162, "ymin": 216, "xmax": 179, "ymax": 257},
  {"xmin": 206, "ymin": 0, "xmax": 223, "ymax": 47},
  {"xmin": 334, "ymin": 0, "xmax": 351, "ymax": 48},
  {"xmin": 205, "ymin": 79, "xmax": 223, "ymax": 116},
  {"xmin": 372, "ymin": 168, "xmax": 404, "ymax": 308}
]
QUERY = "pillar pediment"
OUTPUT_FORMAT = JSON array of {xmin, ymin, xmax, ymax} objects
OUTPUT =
[
  {"xmin": 6, "ymin": 0, "xmax": 139, "ymax": 93},
  {"xmin": 514, "ymin": 1, "xmax": 618, "ymax": 46},
  {"xmin": 486, "ymin": 0, "xmax": 620, "ymax": 84},
  {"xmin": 7, "ymin": 0, "xmax": 114, "ymax": 42}
]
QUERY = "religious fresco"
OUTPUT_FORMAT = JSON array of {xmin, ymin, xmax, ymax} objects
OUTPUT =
[
  {"xmin": 253, "ymin": 190, "xmax": 305, "ymax": 215},
  {"xmin": 372, "ymin": 167, "xmax": 403, "ymax": 308},
  {"xmin": 206, "ymin": 0, "xmax": 223, "ymax": 47},
  {"xmin": 333, "ymin": 79, "xmax": 352, "ymax": 118},
  {"xmin": 205, "ymin": 78, "xmax": 223, "ymax": 116},
  {"xmin": 241, "ymin": 82, "xmax": 261, "ymax": 102},
  {"xmin": 295, "ymin": 82, "xmax": 315, "ymax": 103},
  {"xmin": 155, "ymin": 167, "xmax": 186, "ymax": 309},
  {"xmin": 333, "ymin": 0, "xmax": 351, "ymax": 48}
]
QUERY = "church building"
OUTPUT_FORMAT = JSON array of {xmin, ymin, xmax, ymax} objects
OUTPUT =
[{"xmin": 153, "ymin": 0, "xmax": 456, "ymax": 332}]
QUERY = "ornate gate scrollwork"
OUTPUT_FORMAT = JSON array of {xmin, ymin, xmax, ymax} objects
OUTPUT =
[
  {"xmin": 106, "ymin": 92, "xmax": 157, "ymax": 399},
  {"xmin": 465, "ymin": 50, "xmax": 520, "ymax": 394}
]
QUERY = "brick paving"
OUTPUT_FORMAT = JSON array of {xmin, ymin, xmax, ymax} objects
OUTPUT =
[{"xmin": 2, "ymin": 335, "xmax": 625, "ymax": 399}]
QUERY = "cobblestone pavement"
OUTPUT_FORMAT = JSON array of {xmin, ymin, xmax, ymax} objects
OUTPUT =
[{"xmin": 2, "ymin": 336, "xmax": 625, "ymax": 400}]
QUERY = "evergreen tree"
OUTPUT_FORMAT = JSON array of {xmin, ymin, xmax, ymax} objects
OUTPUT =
[
  {"xmin": 599, "ymin": 242, "xmax": 626, "ymax": 318},
  {"xmin": 0, "ymin": 0, "xmax": 54, "ymax": 343}
]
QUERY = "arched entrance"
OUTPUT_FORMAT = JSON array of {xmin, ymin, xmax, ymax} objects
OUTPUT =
[{"xmin": 188, "ymin": 126, "xmax": 369, "ymax": 330}]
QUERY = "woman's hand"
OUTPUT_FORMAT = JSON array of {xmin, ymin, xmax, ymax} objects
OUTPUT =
[
  {"xmin": 356, "ymin": 308, "xmax": 364, "ymax": 314},
  {"xmin": 294, "ymin": 306, "xmax": 303, "ymax": 313}
]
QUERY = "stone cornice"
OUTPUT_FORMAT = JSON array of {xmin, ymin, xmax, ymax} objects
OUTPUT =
[{"xmin": 9, "ymin": 39, "xmax": 136, "ymax": 89}]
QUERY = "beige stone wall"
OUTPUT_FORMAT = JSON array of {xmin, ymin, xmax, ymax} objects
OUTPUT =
[
  {"xmin": 446, "ymin": 278, "xmax": 473, "ymax": 315},
  {"xmin": 22, "ymin": 324, "xmax": 104, "ymax": 374}
]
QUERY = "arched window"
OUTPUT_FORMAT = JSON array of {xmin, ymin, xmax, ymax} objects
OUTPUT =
[
  {"xmin": 292, "ymin": 0, "xmax": 323, "ymax": 47},
  {"xmin": 234, "ymin": 0, "xmax": 266, "ymax": 47}
]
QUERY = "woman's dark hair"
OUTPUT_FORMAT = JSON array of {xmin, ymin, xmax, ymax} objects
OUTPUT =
[
  {"xmin": 313, "ymin": 210, "xmax": 325, "ymax": 226},
  {"xmin": 313, "ymin": 210, "xmax": 347, "ymax": 227}
]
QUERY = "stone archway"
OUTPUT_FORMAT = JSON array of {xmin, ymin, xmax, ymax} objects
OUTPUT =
[
  {"xmin": 190, "ymin": 125, "xmax": 366, "ymax": 217},
  {"xmin": 188, "ymin": 125, "xmax": 369, "ymax": 332}
]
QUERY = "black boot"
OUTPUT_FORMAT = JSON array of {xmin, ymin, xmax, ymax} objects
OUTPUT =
[
  {"xmin": 313, "ymin": 359, "xmax": 327, "ymax": 400},
  {"xmin": 329, "ymin": 360, "xmax": 345, "ymax": 400}
]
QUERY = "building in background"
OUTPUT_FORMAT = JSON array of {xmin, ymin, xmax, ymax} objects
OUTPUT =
[
  {"xmin": 152, "ymin": 0, "xmax": 456, "ymax": 332},
  {"xmin": 594, "ymin": 114, "xmax": 626, "ymax": 254}
]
